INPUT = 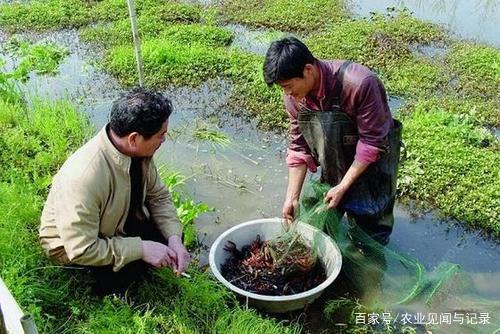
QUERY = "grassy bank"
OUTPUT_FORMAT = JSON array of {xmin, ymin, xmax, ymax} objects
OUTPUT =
[{"xmin": 0, "ymin": 65, "xmax": 298, "ymax": 332}]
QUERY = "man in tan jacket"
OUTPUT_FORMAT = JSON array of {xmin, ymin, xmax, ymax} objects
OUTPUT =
[{"xmin": 39, "ymin": 87, "xmax": 190, "ymax": 294}]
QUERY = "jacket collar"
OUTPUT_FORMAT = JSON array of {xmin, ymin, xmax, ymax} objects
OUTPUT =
[
  {"xmin": 315, "ymin": 60, "xmax": 327, "ymax": 101},
  {"xmin": 304, "ymin": 60, "xmax": 328, "ymax": 109},
  {"xmin": 98, "ymin": 124, "xmax": 131, "ymax": 171}
]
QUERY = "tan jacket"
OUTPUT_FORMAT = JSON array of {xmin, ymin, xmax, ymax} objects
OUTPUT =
[{"xmin": 39, "ymin": 126, "xmax": 182, "ymax": 271}]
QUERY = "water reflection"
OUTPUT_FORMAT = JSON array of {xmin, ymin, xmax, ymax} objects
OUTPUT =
[
  {"xmin": 352, "ymin": 0, "xmax": 500, "ymax": 46},
  {"xmin": 225, "ymin": 24, "xmax": 285, "ymax": 56}
]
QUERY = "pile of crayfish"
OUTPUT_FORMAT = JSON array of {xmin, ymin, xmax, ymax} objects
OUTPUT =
[{"xmin": 220, "ymin": 234, "xmax": 326, "ymax": 296}]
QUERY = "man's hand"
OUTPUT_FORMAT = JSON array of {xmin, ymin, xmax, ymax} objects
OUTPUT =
[
  {"xmin": 324, "ymin": 159, "xmax": 369, "ymax": 209},
  {"xmin": 141, "ymin": 240, "xmax": 176, "ymax": 268},
  {"xmin": 282, "ymin": 198, "xmax": 298, "ymax": 224},
  {"xmin": 324, "ymin": 184, "xmax": 348, "ymax": 209},
  {"xmin": 283, "ymin": 165, "xmax": 307, "ymax": 224},
  {"xmin": 168, "ymin": 235, "xmax": 191, "ymax": 276}
]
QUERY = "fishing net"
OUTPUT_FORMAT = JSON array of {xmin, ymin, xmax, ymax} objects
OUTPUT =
[
  {"xmin": 266, "ymin": 225, "xmax": 318, "ymax": 276},
  {"xmin": 296, "ymin": 179, "xmax": 500, "ymax": 333}
]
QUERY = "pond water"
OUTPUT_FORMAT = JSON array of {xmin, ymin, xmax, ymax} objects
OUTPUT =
[
  {"xmin": 1, "ymin": 14, "xmax": 498, "ymax": 334},
  {"xmin": 351, "ymin": 0, "xmax": 500, "ymax": 47}
]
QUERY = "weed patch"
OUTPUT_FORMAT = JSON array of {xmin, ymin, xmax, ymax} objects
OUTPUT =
[
  {"xmin": 81, "ymin": 18, "xmax": 232, "ymax": 48},
  {"xmin": 0, "ymin": 0, "xmax": 202, "ymax": 32},
  {"xmin": 0, "ymin": 0, "xmax": 93, "ymax": 32},
  {"xmin": 217, "ymin": 0, "xmax": 348, "ymax": 33},
  {"xmin": 399, "ymin": 101, "xmax": 500, "ymax": 235},
  {"xmin": 225, "ymin": 49, "xmax": 287, "ymax": 129},
  {"xmin": 105, "ymin": 39, "xmax": 230, "ymax": 87},
  {"xmin": 3, "ymin": 39, "xmax": 69, "ymax": 80},
  {"xmin": 446, "ymin": 42, "xmax": 500, "ymax": 100}
]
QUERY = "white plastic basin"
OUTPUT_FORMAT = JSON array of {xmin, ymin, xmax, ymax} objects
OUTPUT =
[{"xmin": 209, "ymin": 218, "xmax": 342, "ymax": 313}]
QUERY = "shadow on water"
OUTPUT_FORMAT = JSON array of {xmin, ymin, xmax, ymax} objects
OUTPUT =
[{"xmin": 1, "ymin": 28, "xmax": 498, "ymax": 333}]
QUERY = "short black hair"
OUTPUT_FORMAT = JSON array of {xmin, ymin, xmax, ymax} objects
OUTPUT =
[
  {"xmin": 110, "ymin": 87, "xmax": 173, "ymax": 139},
  {"xmin": 263, "ymin": 37, "xmax": 316, "ymax": 86}
]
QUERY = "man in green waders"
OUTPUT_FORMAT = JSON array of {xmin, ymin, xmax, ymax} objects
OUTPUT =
[{"xmin": 264, "ymin": 37, "xmax": 402, "ymax": 245}]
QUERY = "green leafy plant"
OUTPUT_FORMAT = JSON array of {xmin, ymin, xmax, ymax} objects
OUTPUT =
[
  {"xmin": 5, "ymin": 40, "xmax": 69, "ymax": 81},
  {"xmin": 160, "ymin": 169, "xmax": 212, "ymax": 247},
  {"xmin": 446, "ymin": 42, "xmax": 500, "ymax": 100},
  {"xmin": 399, "ymin": 100, "xmax": 499, "ymax": 235},
  {"xmin": 217, "ymin": 0, "xmax": 349, "ymax": 33}
]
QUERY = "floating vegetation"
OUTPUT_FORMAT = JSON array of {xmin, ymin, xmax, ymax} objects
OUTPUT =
[
  {"xmin": 446, "ymin": 42, "xmax": 500, "ymax": 100},
  {"xmin": 217, "ymin": 0, "xmax": 349, "ymax": 33},
  {"xmin": 399, "ymin": 104, "xmax": 500, "ymax": 236},
  {"xmin": 2, "ymin": 38, "xmax": 69, "ymax": 81},
  {"xmin": 192, "ymin": 122, "xmax": 231, "ymax": 148}
]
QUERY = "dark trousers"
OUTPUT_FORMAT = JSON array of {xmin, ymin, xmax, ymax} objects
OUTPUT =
[
  {"xmin": 344, "ymin": 197, "xmax": 395, "ymax": 246},
  {"xmin": 91, "ymin": 220, "xmax": 167, "ymax": 296}
]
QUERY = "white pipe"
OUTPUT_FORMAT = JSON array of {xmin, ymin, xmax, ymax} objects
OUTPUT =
[
  {"xmin": 0, "ymin": 278, "xmax": 24, "ymax": 334},
  {"xmin": 126, "ymin": 0, "xmax": 145, "ymax": 87}
]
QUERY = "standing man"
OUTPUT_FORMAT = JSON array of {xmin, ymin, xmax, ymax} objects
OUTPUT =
[
  {"xmin": 264, "ymin": 37, "xmax": 402, "ymax": 244},
  {"xmin": 39, "ymin": 88, "xmax": 190, "ymax": 294}
]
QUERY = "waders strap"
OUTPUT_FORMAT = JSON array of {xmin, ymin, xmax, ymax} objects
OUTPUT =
[{"xmin": 331, "ymin": 61, "xmax": 352, "ymax": 107}]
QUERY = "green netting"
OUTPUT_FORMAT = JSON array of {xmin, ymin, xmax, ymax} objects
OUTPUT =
[
  {"xmin": 266, "ymin": 228, "xmax": 318, "ymax": 276},
  {"xmin": 296, "ymin": 180, "xmax": 500, "ymax": 333}
]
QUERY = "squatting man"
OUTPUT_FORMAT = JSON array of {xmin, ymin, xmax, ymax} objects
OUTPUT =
[{"xmin": 39, "ymin": 88, "xmax": 190, "ymax": 294}]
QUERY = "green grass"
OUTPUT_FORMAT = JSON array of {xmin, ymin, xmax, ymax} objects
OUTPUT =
[
  {"xmin": 0, "ymin": 61, "xmax": 24, "ymax": 104},
  {"xmin": 82, "ymin": 20, "xmax": 233, "ymax": 49},
  {"xmin": 3, "ymin": 39, "xmax": 70, "ymax": 81},
  {"xmin": 225, "ymin": 50, "xmax": 287, "ymax": 129},
  {"xmin": 0, "ymin": 92, "xmax": 98, "ymax": 332},
  {"xmin": 0, "ymin": 98, "xmax": 92, "ymax": 193},
  {"xmin": 0, "ymin": 0, "xmax": 202, "ymax": 32},
  {"xmin": 213, "ymin": 308, "xmax": 301, "ymax": 334},
  {"xmin": 217, "ymin": 0, "xmax": 349, "ymax": 33},
  {"xmin": 398, "ymin": 100, "xmax": 500, "ymax": 236},
  {"xmin": 403, "ymin": 96, "xmax": 499, "ymax": 127},
  {"xmin": 105, "ymin": 39, "xmax": 230, "ymax": 87},
  {"xmin": 446, "ymin": 42, "xmax": 500, "ymax": 100},
  {"xmin": 0, "ymin": 0, "xmax": 93, "ymax": 32}
]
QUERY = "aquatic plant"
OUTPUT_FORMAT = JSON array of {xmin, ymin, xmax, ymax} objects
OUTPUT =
[
  {"xmin": 3, "ymin": 39, "xmax": 69, "ymax": 80},
  {"xmin": 0, "ymin": 61, "xmax": 23, "ymax": 104},
  {"xmin": 399, "ymin": 101, "xmax": 500, "ymax": 236},
  {"xmin": 0, "ymin": 0, "xmax": 201, "ymax": 32},
  {"xmin": 160, "ymin": 168, "xmax": 212, "ymax": 248},
  {"xmin": 82, "ymin": 20, "xmax": 233, "ymax": 49},
  {"xmin": 105, "ymin": 38, "xmax": 231, "ymax": 87},
  {"xmin": 446, "ymin": 42, "xmax": 500, "ymax": 100},
  {"xmin": 92, "ymin": 0, "xmax": 200, "ymax": 23},
  {"xmin": 217, "ymin": 0, "xmax": 349, "ymax": 33},
  {"xmin": 192, "ymin": 121, "xmax": 231, "ymax": 151},
  {"xmin": 0, "ymin": 0, "xmax": 93, "ymax": 32}
]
